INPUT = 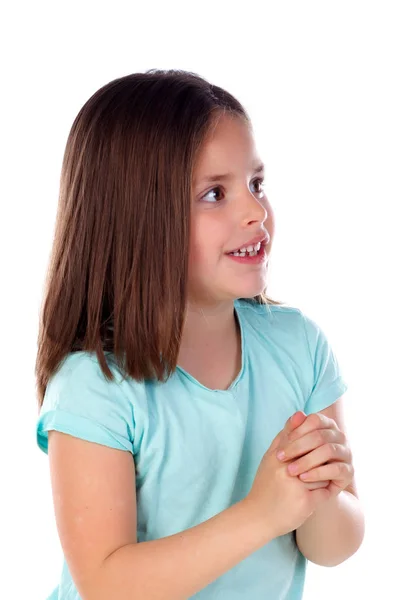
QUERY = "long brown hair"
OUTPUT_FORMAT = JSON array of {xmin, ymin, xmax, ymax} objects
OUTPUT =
[{"xmin": 35, "ymin": 69, "xmax": 284, "ymax": 409}]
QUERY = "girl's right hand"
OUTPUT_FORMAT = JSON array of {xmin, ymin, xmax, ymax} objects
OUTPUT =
[{"xmin": 244, "ymin": 411, "xmax": 331, "ymax": 539}]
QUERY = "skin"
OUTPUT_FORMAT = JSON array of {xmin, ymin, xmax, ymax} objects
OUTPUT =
[
  {"xmin": 176, "ymin": 113, "xmax": 364, "ymax": 566},
  {"xmin": 177, "ymin": 113, "xmax": 274, "ymax": 386},
  {"xmin": 178, "ymin": 112, "xmax": 357, "ymax": 500},
  {"xmin": 275, "ymin": 409, "xmax": 355, "ymax": 495}
]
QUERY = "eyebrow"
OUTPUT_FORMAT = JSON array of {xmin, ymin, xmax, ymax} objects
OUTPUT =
[{"xmin": 197, "ymin": 162, "xmax": 265, "ymax": 185}]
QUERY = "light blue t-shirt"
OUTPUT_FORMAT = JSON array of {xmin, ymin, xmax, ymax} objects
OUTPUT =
[{"xmin": 37, "ymin": 298, "xmax": 348, "ymax": 600}]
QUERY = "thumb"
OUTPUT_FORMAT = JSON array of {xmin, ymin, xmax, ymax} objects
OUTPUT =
[
  {"xmin": 269, "ymin": 411, "xmax": 307, "ymax": 452},
  {"xmin": 284, "ymin": 411, "xmax": 307, "ymax": 436}
]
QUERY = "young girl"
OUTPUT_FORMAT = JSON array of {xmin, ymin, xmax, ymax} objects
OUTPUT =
[{"xmin": 36, "ymin": 69, "xmax": 362, "ymax": 600}]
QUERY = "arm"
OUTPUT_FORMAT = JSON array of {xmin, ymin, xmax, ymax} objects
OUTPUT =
[
  {"xmin": 96, "ymin": 498, "xmax": 268, "ymax": 600},
  {"xmin": 294, "ymin": 402, "xmax": 365, "ymax": 567},
  {"xmin": 295, "ymin": 490, "xmax": 365, "ymax": 567},
  {"xmin": 48, "ymin": 431, "xmax": 274, "ymax": 600}
]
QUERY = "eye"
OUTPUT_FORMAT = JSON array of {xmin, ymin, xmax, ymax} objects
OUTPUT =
[
  {"xmin": 200, "ymin": 177, "xmax": 266, "ymax": 203},
  {"xmin": 201, "ymin": 186, "xmax": 224, "ymax": 203},
  {"xmin": 251, "ymin": 177, "xmax": 266, "ymax": 198}
]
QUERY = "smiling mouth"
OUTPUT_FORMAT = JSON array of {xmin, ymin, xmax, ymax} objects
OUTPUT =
[
  {"xmin": 227, "ymin": 241, "xmax": 263, "ymax": 257},
  {"xmin": 225, "ymin": 244, "xmax": 268, "ymax": 265}
]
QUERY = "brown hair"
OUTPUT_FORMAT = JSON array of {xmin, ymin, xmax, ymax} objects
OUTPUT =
[{"xmin": 35, "ymin": 69, "xmax": 285, "ymax": 409}]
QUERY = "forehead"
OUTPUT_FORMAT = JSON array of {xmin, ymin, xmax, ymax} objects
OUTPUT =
[{"xmin": 193, "ymin": 114, "xmax": 259, "ymax": 177}]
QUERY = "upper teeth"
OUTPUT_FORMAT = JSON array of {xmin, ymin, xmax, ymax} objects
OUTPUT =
[
  {"xmin": 240, "ymin": 242, "xmax": 261, "ymax": 253},
  {"xmin": 230, "ymin": 241, "xmax": 262, "ymax": 255}
]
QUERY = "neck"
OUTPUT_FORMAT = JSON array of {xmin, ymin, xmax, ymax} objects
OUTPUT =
[
  {"xmin": 177, "ymin": 298, "xmax": 242, "ymax": 390},
  {"xmin": 179, "ymin": 299, "xmax": 238, "ymax": 352}
]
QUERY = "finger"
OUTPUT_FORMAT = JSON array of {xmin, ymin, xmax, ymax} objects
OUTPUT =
[
  {"xmin": 287, "ymin": 411, "xmax": 336, "ymax": 444},
  {"xmin": 269, "ymin": 411, "xmax": 307, "ymax": 453},
  {"xmin": 284, "ymin": 411, "xmax": 307, "ymax": 437},
  {"xmin": 286, "ymin": 442, "xmax": 350, "ymax": 476},
  {"xmin": 325, "ymin": 480, "xmax": 345, "ymax": 498},
  {"xmin": 278, "ymin": 428, "xmax": 341, "ymax": 462},
  {"xmin": 298, "ymin": 461, "xmax": 353, "ymax": 486},
  {"xmin": 303, "ymin": 480, "xmax": 330, "ymax": 490}
]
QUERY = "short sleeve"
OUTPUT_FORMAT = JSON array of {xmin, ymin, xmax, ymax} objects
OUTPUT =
[
  {"xmin": 302, "ymin": 313, "xmax": 348, "ymax": 414},
  {"xmin": 36, "ymin": 352, "xmax": 138, "ymax": 455}
]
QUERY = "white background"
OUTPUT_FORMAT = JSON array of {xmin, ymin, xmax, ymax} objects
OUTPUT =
[{"xmin": 1, "ymin": 1, "xmax": 412, "ymax": 598}]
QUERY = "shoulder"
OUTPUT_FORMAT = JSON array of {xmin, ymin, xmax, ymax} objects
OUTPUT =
[
  {"xmin": 49, "ymin": 350, "xmax": 125, "ymax": 383},
  {"xmin": 39, "ymin": 351, "xmax": 147, "ymax": 456},
  {"xmin": 234, "ymin": 298, "xmax": 307, "ymax": 333},
  {"xmin": 235, "ymin": 298, "xmax": 326, "ymax": 334},
  {"xmin": 46, "ymin": 350, "xmax": 151, "ymax": 401},
  {"xmin": 43, "ymin": 351, "xmax": 125, "ymax": 408},
  {"xmin": 234, "ymin": 298, "xmax": 327, "ymax": 359}
]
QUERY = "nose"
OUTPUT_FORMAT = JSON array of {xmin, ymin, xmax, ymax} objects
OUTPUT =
[{"xmin": 240, "ymin": 190, "xmax": 268, "ymax": 227}]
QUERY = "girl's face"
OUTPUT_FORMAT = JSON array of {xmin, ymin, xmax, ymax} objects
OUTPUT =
[{"xmin": 188, "ymin": 113, "xmax": 274, "ymax": 305}]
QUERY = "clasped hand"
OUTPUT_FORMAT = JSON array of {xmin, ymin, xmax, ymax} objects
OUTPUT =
[{"xmin": 275, "ymin": 411, "xmax": 354, "ymax": 497}]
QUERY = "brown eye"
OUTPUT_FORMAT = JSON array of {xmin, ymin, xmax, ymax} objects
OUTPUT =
[
  {"xmin": 200, "ymin": 177, "xmax": 266, "ymax": 203},
  {"xmin": 251, "ymin": 177, "xmax": 265, "ymax": 197},
  {"xmin": 201, "ymin": 186, "xmax": 224, "ymax": 203}
]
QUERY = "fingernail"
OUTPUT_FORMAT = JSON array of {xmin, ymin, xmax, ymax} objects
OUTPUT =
[{"xmin": 277, "ymin": 450, "xmax": 285, "ymax": 460}]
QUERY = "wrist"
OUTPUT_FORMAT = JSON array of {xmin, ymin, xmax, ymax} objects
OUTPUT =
[{"xmin": 240, "ymin": 496, "xmax": 281, "ymax": 542}]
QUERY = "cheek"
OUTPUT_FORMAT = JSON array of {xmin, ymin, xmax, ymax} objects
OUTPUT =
[
  {"xmin": 190, "ymin": 215, "xmax": 226, "ymax": 262},
  {"xmin": 188, "ymin": 234, "xmax": 208, "ymax": 271}
]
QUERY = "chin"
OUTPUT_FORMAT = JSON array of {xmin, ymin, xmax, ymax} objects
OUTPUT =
[{"xmin": 226, "ymin": 283, "xmax": 267, "ymax": 301}]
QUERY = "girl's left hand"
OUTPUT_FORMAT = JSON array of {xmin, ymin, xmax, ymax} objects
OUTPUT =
[{"xmin": 276, "ymin": 412, "xmax": 354, "ymax": 498}]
